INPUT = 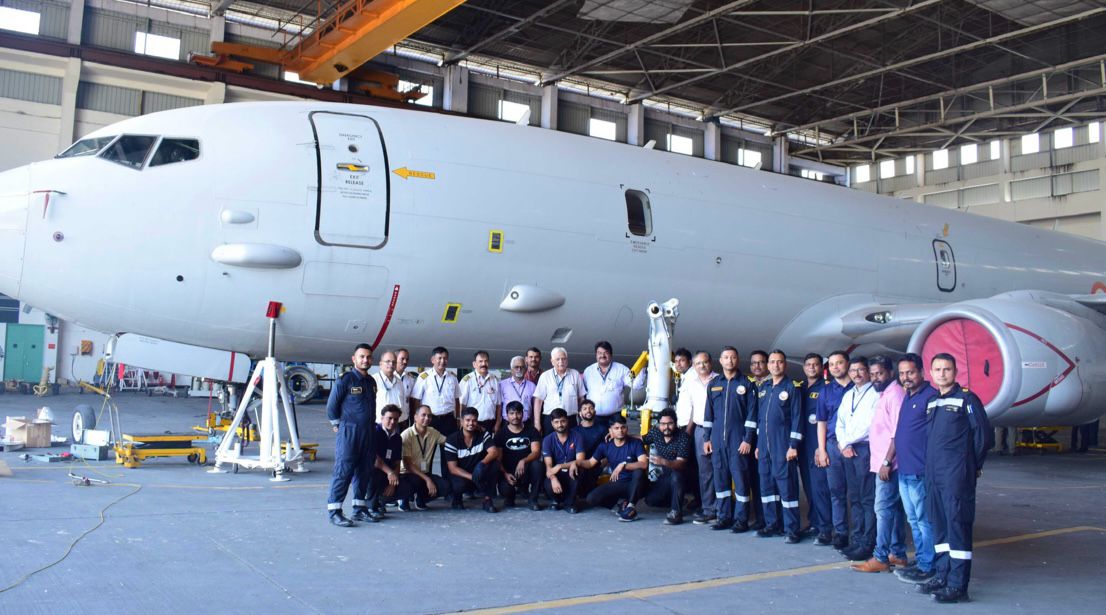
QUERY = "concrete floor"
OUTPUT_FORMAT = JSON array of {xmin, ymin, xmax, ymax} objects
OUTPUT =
[{"xmin": 0, "ymin": 390, "xmax": 1103, "ymax": 614}]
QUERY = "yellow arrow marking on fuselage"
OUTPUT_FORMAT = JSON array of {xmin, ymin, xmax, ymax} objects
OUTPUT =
[{"xmin": 393, "ymin": 167, "xmax": 436, "ymax": 180}]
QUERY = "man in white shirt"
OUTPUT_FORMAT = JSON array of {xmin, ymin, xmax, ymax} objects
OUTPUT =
[
  {"xmin": 373, "ymin": 350, "xmax": 409, "ymax": 425},
  {"xmin": 677, "ymin": 351, "xmax": 719, "ymax": 525},
  {"xmin": 582, "ymin": 341, "xmax": 641, "ymax": 428},
  {"xmin": 533, "ymin": 347, "xmax": 587, "ymax": 434},
  {"xmin": 459, "ymin": 350, "xmax": 501, "ymax": 433},
  {"xmin": 835, "ymin": 356, "xmax": 880, "ymax": 562},
  {"xmin": 396, "ymin": 348, "xmax": 417, "ymax": 417},
  {"xmin": 411, "ymin": 346, "xmax": 460, "ymax": 437}
]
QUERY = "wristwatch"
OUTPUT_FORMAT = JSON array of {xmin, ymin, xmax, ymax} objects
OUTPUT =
[{"xmin": 882, "ymin": 460, "xmax": 892, "ymax": 468}]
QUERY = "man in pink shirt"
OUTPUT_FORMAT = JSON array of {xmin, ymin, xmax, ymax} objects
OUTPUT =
[{"xmin": 853, "ymin": 355, "xmax": 909, "ymax": 573}]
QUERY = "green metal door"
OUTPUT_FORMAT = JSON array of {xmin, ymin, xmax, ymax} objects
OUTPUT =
[{"xmin": 3, "ymin": 324, "xmax": 44, "ymax": 382}]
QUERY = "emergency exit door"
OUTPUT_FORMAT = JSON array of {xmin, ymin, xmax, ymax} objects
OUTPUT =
[
  {"xmin": 310, "ymin": 111, "xmax": 390, "ymax": 249},
  {"xmin": 3, "ymin": 324, "xmax": 44, "ymax": 382},
  {"xmin": 933, "ymin": 239, "xmax": 957, "ymax": 293}
]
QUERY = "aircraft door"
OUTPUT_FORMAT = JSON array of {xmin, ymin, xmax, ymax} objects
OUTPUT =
[
  {"xmin": 932, "ymin": 239, "xmax": 957, "ymax": 292},
  {"xmin": 310, "ymin": 112, "xmax": 390, "ymax": 249}
]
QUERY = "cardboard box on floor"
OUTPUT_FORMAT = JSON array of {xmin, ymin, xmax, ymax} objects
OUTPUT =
[{"xmin": 3, "ymin": 416, "xmax": 53, "ymax": 448}]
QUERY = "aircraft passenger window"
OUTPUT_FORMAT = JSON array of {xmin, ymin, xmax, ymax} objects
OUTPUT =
[
  {"xmin": 625, "ymin": 189, "xmax": 653, "ymax": 236},
  {"xmin": 149, "ymin": 139, "xmax": 200, "ymax": 167},
  {"xmin": 56, "ymin": 136, "xmax": 116, "ymax": 159},
  {"xmin": 99, "ymin": 135, "xmax": 158, "ymax": 169}
]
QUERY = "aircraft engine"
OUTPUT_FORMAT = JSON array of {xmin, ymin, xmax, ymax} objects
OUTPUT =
[{"xmin": 906, "ymin": 292, "xmax": 1106, "ymax": 426}]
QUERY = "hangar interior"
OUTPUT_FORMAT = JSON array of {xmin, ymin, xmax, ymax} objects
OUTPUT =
[{"xmin": 1, "ymin": 0, "xmax": 1105, "ymax": 388}]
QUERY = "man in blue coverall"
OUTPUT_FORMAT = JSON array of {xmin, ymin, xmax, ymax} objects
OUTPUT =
[
  {"xmin": 916, "ymin": 353, "xmax": 993, "ymax": 604},
  {"xmin": 326, "ymin": 343, "xmax": 378, "ymax": 527},
  {"xmin": 756, "ymin": 350, "xmax": 804, "ymax": 543},
  {"xmin": 800, "ymin": 353, "xmax": 833, "ymax": 545},
  {"xmin": 702, "ymin": 346, "xmax": 758, "ymax": 533}
]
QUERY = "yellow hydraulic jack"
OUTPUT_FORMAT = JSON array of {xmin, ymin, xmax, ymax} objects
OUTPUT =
[{"xmin": 115, "ymin": 433, "xmax": 207, "ymax": 468}]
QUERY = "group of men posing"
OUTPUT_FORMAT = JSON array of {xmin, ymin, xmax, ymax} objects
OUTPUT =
[{"xmin": 325, "ymin": 342, "xmax": 992, "ymax": 604}]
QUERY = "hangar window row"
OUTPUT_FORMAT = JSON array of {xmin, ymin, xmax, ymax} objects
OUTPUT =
[
  {"xmin": 0, "ymin": 6, "xmax": 39, "ymax": 35},
  {"xmin": 855, "ymin": 122, "xmax": 1103, "ymax": 184}
]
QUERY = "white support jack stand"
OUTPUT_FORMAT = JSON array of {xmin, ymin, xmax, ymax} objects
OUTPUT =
[{"xmin": 209, "ymin": 302, "xmax": 306, "ymax": 481}]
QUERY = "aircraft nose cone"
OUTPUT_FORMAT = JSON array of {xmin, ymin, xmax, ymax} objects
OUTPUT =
[{"xmin": 0, "ymin": 165, "xmax": 29, "ymax": 299}]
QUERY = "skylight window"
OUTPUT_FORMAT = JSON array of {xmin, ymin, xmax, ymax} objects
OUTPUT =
[
  {"xmin": 932, "ymin": 149, "xmax": 949, "ymax": 170},
  {"xmin": 737, "ymin": 148, "xmax": 761, "ymax": 168},
  {"xmin": 960, "ymin": 143, "xmax": 977, "ymax": 165},
  {"xmin": 498, "ymin": 100, "xmax": 529, "ymax": 123},
  {"xmin": 667, "ymin": 134, "xmax": 693, "ymax": 155},
  {"xmin": 879, "ymin": 159, "xmax": 895, "ymax": 179},
  {"xmin": 1053, "ymin": 126, "xmax": 1073, "ymax": 149},
  {"xmin": 589, "ymin": 118, "xmax": 616, "ymax": 141},
  {"xmin": 1021, "ymin": 133, "xmax": 1039, "ymax": 155},
  {"xmin": 135, "ymin": 32, "xmax": 181, "ymax": 60},
  {"xmin": 0, "ymin": 7, "xmax": 40, "ymax": 35},
  {"xmin": 398, "ymin": 80, "xmax": 433, "ymax": 107}
]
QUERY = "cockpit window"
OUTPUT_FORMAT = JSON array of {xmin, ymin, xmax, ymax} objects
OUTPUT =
[
  {"xmin": 99, "ymin": 135, "xmax": 158, "ymax": 169},
  {"xmin": 149, "ymin": 138, "xmax": 200, "ymax": 167},
  {"xmin": 56, "ymin": 136, "xmax": 116, "ymax": 159}
]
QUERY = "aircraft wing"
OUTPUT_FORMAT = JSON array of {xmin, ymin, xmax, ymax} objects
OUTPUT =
[{"xmin": 1070, "ymin": 293, "xmax": 1106, "ymax": 315}]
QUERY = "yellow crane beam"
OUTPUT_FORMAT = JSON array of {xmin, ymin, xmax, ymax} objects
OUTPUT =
[{"xmin": 286, "ymin": 0, "xmax": 468, "ymax": 85}]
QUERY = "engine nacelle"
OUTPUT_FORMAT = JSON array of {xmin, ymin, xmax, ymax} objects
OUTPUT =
[{"xmin": 907, "ymin": 291, "xmax": 1106, "ymax": 426}]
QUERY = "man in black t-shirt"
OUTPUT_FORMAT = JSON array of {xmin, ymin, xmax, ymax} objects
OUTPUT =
[
  {"xmin": 572, "ymin": 400, "xmax": 607, "ymax": 497},
  {"xmin": 444, "ymin": 407, "xmax": 502, "ymax": 513},
  {"xmin": 367, "ymin": 405, "xmax": 411, "ymax": 517},
  {"xmin": 642, "ymin": 408, "xmax": 693, "ymax": 525},
  {"xmin": 494, "ymin": 401, "xmax": 544, "ymax": 510}
]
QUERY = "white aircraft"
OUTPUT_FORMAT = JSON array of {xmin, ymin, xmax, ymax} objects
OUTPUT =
[{"xmin": 1, "ymin": 101, "xmax": 1105, "ymax": 427}]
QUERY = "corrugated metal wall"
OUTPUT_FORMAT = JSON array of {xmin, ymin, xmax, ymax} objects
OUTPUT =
[
  {"xmin": 143, "ymin": 91, "xmax": 202, "ymax": 114},
  {"xmin": 923, "ymin": 190, "xmax": 958, "ymax": 208},
  {"xmin": 76, "ymin": 81, "xmax": 140, "ymax": 116},
  {"xmin": 468, "ymin": 83, "xmax": 499, "ymax": 120},
  {"xmin": 1010, "ymin": 176, "xmax": 1051, "ymax": 201},
  {"xmin": 0, "ymin": 68, "xmax": 61, "ymax": 104},
  {"xmin": 961, "ymin": 183, "xmax": 1000, "ymax": 207},
  {"xmin": 557, "ymin": 101, "xmax": 589, "ymax": 136},
  {"xmin": 83, "ymin": 8, "xmax": 138, "ymax": 52}
]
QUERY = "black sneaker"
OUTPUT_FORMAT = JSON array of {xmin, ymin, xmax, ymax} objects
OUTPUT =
[
  {"xmin": 529, "ymin": 500, "xmax": 543, "ymax": 511},
  {"xmin": 897, "ymin": 567, "xmax": 935, "ymax": 584},
  {"xmin": 664, "ymin": 510, "xmax": 683, "ymax": 525},
  {"xmin": 565, "ymin": 506, "xmax": 578, "ymax": 514},
  {"xmin": 800, "ymin": 526, "xmax": 817, "ymax": 537},
  {"xmin": 842, "ymin": 547, "xmax": 871, "ymax": 562},
  {"xmin": 814, "ymin": 534, "xmax": 833, "ymax": 546},
  {"xmin": 328, "ymin": 511, "xmax": 354, "ymax": 527},
  {"xmin": 756, "ymin": 526, "xmax": 781, "ymax": 537},
  {"xmin": 832, "ymin": 534, "xmax": 849, "ymax": 550},
  {"xmin": 482, "ymin": 497, "xmax": 497, "ymax": 514},
  {"xmin": 731, "ymin": 521, "xmax": 750, "ymax": 534},
  {"xmin": 611, "ymin": 499, "xmax": 627, "ymax": 515},
  {"xmin": 692, "ymin": 512, "xmax": 717, "ymax": 525},
  {"xmin": 618, "ymin": 505, "xmax": 638, "ymax": 522},
  {"xmin": 451, "ymin": 499, "xmax": 465, "ymax": 510},
  {"xmin": 710, "ymin": 519, "xmax": 734, "ymax": 531},
  {"xmin": 932, "ymin": 587, "xmax": 969, "ymax": 603},
  {"xmin": 749, "ymin": 520, "xmax": 766, "ymax": 531},
  {"xmin": 397, "ymin": 500, "xmax": 412, "ymax": 513},
  {"xmin": 916, "ymin": 578, "xmax": 946, "ymax": 595},
  {"xmin": 785, "ymin": 533, "xmax": 801, "ymax": 544}
]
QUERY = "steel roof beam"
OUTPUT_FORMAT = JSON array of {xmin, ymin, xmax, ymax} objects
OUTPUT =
[
  {"xmin": 623, "ymin": 0, "xmax": 943, "ymax": 104},
  {"xmin": 717, "ymin": 7, "xmax": 1106, "ymax": 118}
]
